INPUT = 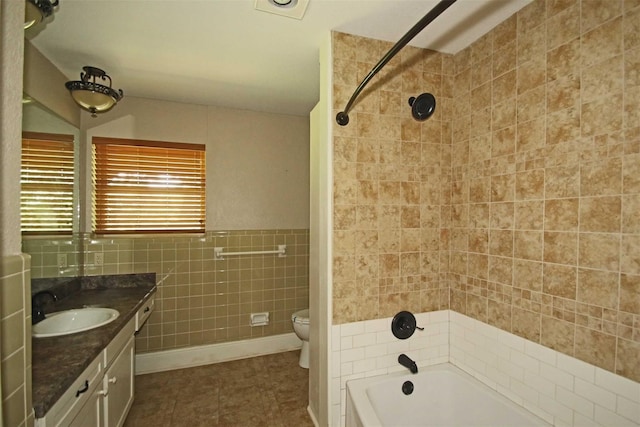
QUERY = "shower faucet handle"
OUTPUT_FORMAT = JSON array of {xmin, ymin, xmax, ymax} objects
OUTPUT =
[{"xmin": 391, "ymin": 311, "xmax": 422, "ymax": 339}]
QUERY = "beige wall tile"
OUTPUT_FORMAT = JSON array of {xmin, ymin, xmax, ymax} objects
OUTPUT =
[
  {"xmin": 575, "ymin": 326, "xmax": 616, "ymax": 370},
  {"xmin": 578, "ymin": 232, "xmax": 620, "ymax": 270},
  {"xmin": 547, "ymin": 38, "xmax": 581, "ymax": 82},
  {"xmin": 516, "ymin": 169, "xmax": 545, "ymax": 200},
  {"xmin": 514, "ymin": 230, "xmax": 543, "ymax": 261},
  {"xmin": 544, "ymin": 231, "xmax": 577, "ymax": 264},
  {"xmin": 622, "ymin": 194, "xmax": 640, "ymax": 232},
  {"xmin": 491, "ymin": 202, "xmax": 515, "ymax": 229},
  {"xmin": 580, "ymin": 196, "xmax": 622, "ymax": 232},
  {"xmin": 512, "ymin": 307, "xmax": 541, "ymax": 341},
  {"xmin": 491, "ymin": 174, "xmax": 515, "ymax": 202},
  {"xmin": 493, "ymin": 42, "xmax": 517, "ymax": 77},
  {"xmin": 581, "ymin": 16, "xmax": 623, "ymax": 68},
  {"xmin": 619, "ymin": 274, "xmax": 640, "ymax": 313},
  {"xmin": 616, "ymin": 338, "xmax": 640, "ymax": 381},
  {"xmin": 624, "ymin": 6, "xmax": 640, "ymax": 50},
  {"xmin": 548, "ymin": 75, "xmax": 580, "ymax": 113},
  {"xmin": 489, "ymin": 256, "xmax": 513, "ymax": 285},
  {"xmin": 489, "ymin": 229, "xmax": 514, "ymax": 257},
  {"xmin": 545, "ymin": 198, "xmax": 579, "ymax": 230},
  {"xmin": 514, "ymin": 259, "xmax": 543, "ymax": 292},
  {"xmin": 583, "ymin": 56, "xmax": 624, "ymax": 104},
  {"xmin": 541, "ymin": 315, "xmax": 575, "ymax": 353},
  {"xmin": 582, "ymin": 0, "xmax": 623, "ymax": 33},
  {"xmin": 3, "ymin": 385, "xmax": 27, "ymax": 427},
  {"xmin": 581, "ymin": 93, "xmax": 624, "ymax": 137},
  {"xmin": 577, "ymin": 268, "xmax": 619, "ymax": 308},
  {"xmin": 581, "ymin": 158, "xmax": 623, "ymax": 196},
  {"xmin": 547, "ymin": 4, "xmax": 581, "ymax": 49},
  {"xmin": 543, "ymin": 263, "xmax": 577, "ymax": 298}
]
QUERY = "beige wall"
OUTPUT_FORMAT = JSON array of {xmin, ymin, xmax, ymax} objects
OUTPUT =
[
  {"xmin": 331, "ymin": 0, "xmax": 640, "ymax": 384},
  {"xmin": 1, "ymin": 1, "xmax": 35, "ymax": 426},
  {"xmin": 308, "ymin": 33, "xmax": 333, "ymax": 427},
  {"xmin": 23, "ymin": 40, "xmax": 80, "ymax": 129},
  {"xmin": 1, "ymin": 0, "xmax": 26, "ymax": 257},
  {"xmin": 80, "ymin": 96, "xmax": 310, "ymax": 232}
]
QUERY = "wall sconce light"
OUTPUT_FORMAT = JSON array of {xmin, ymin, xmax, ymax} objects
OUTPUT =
[
  {"xmin": 65, "ymin": 66, "xmax": 124, "ymax": 117},
  {"xmin": 24, "ymin": 0, "xmax": 59, "ymax": 29}
]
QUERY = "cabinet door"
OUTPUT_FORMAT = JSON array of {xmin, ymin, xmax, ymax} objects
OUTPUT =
[
  {"xmin": 68, "ymin": 388, "xmax": 101, "ymax": 427},
  {"xmin": 103, "ymin": 335, "xmax": 135, "ymax": 427},
  {"xmin": 51, "ymin": 356, "xmax": 102, "ymax": 427}
]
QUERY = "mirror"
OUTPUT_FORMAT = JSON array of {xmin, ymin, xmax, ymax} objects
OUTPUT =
[{"xmin": 22, "ymin": 96, "xmax": 82, "ymax": 278}]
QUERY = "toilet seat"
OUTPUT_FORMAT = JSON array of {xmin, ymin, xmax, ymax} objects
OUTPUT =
[{"xmin": 292, "ymin": 309, "xmax": 309, "ymax": 325}]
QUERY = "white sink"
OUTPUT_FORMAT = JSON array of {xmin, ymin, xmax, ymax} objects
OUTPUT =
[{"xmin": 33, "ymin": 307, "xmax": 120, "ymax": 338}]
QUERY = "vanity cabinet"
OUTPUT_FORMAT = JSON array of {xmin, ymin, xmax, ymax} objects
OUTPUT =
[
  {"xmin": 36, "ymin": 291, "xmax": 155, "ymax": 427},
  {"xmin": 42, "ymin": 320, "xmax": 135, "ymax": 427}
]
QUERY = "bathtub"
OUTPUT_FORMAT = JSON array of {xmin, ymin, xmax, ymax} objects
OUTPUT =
[{"xmin": 346, "ymin": 363, "xmax": 550, "ymax": 427}]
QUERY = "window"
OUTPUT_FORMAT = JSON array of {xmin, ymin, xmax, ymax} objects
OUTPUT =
[
  {"xmin": 21, "ymin": 132, "xmax": 75, "ymax": 234},
  {"xmin": 92, "ymin": 137, "xmax": 206, "ymax": 234}
]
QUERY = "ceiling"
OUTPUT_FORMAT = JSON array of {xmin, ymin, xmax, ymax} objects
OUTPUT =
[{"xmin": 27, "ymin": 0, "xmax": 531, "ymax": 117}]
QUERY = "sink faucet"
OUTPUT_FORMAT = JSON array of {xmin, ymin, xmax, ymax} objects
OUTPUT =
[
  {"xmin": 398, "ymin": 353, "xmax": 418, "ymax": 374},
  {"xmin": 32, "ymin": 290, "xmax": 57, "ymax": 324}
]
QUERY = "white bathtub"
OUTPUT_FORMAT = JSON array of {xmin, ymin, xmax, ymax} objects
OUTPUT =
[{"xmin": 346, "ymin": 363, "xmax": 551, "ymax": 427}]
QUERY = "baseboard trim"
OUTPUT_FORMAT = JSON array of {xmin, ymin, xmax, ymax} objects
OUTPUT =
[
  {"xmin": 307, "ymin": 405, "xmax": 320, "ymax": 427},
  {"xmin": 135, "ymin": 333, "xmax": 302, "ymax": 375}
]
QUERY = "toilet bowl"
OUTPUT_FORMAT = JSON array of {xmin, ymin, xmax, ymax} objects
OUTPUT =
[{"xmin": 291, "ymin": 309, "xmax": 309, "ymax": 369}]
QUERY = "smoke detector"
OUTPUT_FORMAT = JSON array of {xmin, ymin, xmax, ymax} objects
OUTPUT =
[{"xmin": 254, "ymin": 0, "xmax": 309, "ymax": 20}]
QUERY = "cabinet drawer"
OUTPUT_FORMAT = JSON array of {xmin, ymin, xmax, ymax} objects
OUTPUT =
[
  {"xmin": 104, "ymin": 319, "xmax": 135, "ymax": 369},
  {"xmin": 135, "ymin": 294, "xmax": 155, "ymax": 331},
  {"xmin": 38, "ymin": 355, "xmax": 102, "ymax": 427}
]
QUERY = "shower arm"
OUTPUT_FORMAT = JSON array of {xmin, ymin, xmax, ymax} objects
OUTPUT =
[{"xmin": 335, "ymin": 0, "xmax": 457, "ymax": 126}]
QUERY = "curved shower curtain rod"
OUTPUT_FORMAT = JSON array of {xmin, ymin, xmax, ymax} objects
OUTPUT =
[{"xmin": 335, "ymin": 0, "xmax": 457, "ymax": 126}]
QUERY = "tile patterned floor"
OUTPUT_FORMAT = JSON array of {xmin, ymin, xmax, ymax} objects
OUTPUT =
[{"xmin": 124, "ymin": 350, "xmax": 313, "ymax": 427}]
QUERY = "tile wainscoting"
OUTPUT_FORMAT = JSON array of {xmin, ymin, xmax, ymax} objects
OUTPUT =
[
  {"xmin": 24, "ymin": 229, "xmax": 309, "ymax": 353},
  {"xmin": 332, "ymin": 310, "xmax": 639, "ymax": 427},
  {"xmin": 0, "ymin": 253, "xmax": 33, "ymax": 427}
]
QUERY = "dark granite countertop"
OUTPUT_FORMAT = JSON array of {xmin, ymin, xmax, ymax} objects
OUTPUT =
[{"xmin": 32, "ymin": 274, "xmax": 156, "ymax": 419}]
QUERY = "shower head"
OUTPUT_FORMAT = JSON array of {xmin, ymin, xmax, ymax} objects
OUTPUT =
[{"xmin": 408, "ymin": 93, "xmax": 436, "ymax": 121}]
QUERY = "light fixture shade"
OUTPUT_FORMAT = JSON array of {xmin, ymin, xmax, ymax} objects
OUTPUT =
[
  {"xmin": 24, "ymin": 0, "xmax": 58, "ymax": 29},
  {"xmin": 65, "ymin": 66, "xmax": 124, "ymax": 117}
]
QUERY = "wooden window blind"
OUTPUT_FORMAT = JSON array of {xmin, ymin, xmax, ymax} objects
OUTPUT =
[
  {"xmin": 92, "ymin": 137, "xmax": 206, "ymax": 234},
  {"xmin": 21, "ymin": 132, "xmax": 75, "ymax": 235}
]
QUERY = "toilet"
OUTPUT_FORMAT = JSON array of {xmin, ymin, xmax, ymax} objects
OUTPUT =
[{"xmin": 291, "ymin": 309, "xmax": 310, "ymax": 369}]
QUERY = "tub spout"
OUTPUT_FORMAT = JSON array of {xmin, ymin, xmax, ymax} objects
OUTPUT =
[{"xmin": 398, "ymin": 354, "xmax": 418, "ymax": 374}]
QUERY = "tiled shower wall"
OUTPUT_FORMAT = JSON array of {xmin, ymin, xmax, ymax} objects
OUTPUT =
[
  {"xmin": 24, "ymin": 229, "xmax": 309, "ymax": 352},
  {"xmin": 331, "ymin": 32, "xmax": 453, "ymax": 322},
  {"xmin": 448, "ymin": 0, "xmax": 640, "ymax": 382},
  {"xmin": 332, "ymin": 0, "xmax": 640, "ymax": 384}
]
